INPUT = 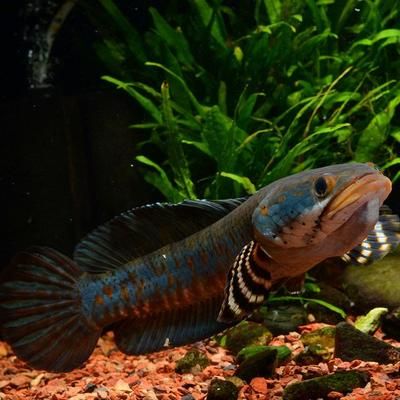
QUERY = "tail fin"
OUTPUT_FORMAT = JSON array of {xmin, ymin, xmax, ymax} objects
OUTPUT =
[{"xmin": 0, "ymin": 247, "xmax": 101, "ymax": 372}]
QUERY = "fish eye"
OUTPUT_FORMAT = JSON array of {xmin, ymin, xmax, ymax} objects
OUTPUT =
[
  {"xmin": 313, "ymin": 174, "xmax": 336, "ymax": 198},
  {"xmin": 314, "ymin": 176, "xmax": 328, "ymax": 198}
]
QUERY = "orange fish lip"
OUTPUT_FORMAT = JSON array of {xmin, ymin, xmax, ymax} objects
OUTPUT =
[{"xmin": 324, "ymin": 172, "xmax": 392, "ymax": 219}]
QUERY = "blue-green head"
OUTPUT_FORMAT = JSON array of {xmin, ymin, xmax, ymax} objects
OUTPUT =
[{"xmin": 252, "ymin": 162, "xmax": 391, "ymax": 268}]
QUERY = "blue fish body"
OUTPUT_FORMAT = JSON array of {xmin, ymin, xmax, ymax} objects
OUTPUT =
[{"xmin": 1, "ymin": 162, "xmax": 399, "ymax": 372}]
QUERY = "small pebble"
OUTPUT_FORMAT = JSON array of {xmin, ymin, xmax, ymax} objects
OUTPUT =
[{"xmin": 181, "ymin": 395, "xmax": 195, "ymax": 400}]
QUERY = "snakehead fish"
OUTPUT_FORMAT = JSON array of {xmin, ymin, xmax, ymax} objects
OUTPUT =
[{"xmin": 0, "ymin": 163, "xmax": 399, "ymax": 372}]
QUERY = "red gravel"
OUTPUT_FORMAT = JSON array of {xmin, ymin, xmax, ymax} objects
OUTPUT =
[{"xmin": 0, "ymin": 324, "xmax": 399, "ymax": 400}]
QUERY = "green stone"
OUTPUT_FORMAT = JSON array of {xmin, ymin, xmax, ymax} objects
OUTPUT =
[
  {"xmin": 236, "ymin": 344, "xmax": 291, "ymax": 364},
  {"xmin": 301, "ymin": 326, "xmax": 336, "ymax": 348},
  {"xmin": 296, "ymin": 343, "xmax": 332, "ymax": 365},
  {"xmin": 283, "ymin": 371, "xmax": 369, "ymax": 400},
  {"xmin": 217, "ymin": 321, "xmax": 273, "ymax": 354},
  {"xmin": 254, "ymin": 304, "xmax": 307, "ymax": 335},
  {"xmin": 334, "ymin": 322, "xmax": 400, "ymax": 363},
  {"xmin": 207, "ymin": 378, "xmax": 238, "ymax": 400},
  {"xmin": 175, "ymin": 349, "xmax": 210, "ymax": 373},
  {"xmin": 235, "ymin": 347, "xmax": 278, "ymax": 382}
]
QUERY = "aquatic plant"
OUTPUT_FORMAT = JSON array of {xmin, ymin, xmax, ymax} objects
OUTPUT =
[{"xmin": 83, "ymin": 0, "xmax": 400, "ymax": 201}]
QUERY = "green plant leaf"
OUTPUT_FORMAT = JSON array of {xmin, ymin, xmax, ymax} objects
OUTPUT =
[
  {"xmin": 355, "ymin": 94, "xmax": 400, "ymax": 162},
  {"xmin": 97, "ymin": 0, "xmax": 146, "ymax": 63},
  {"xmin": 381, "ymin": 157, "xmax": 400, "ymax": 170},
  {"xmin": 145, "ymin": 62, "xmax": 205, "ymax": 115},
  {"xmin": 135, "ymin": 155, "xmax": 184, "ymax": 202},
  {"xmin": 192, "ymin": 0, "xmax": 226, "ymax": 47},
  {"xmin": 267, "ymin": 296, "xmax": 347, "ymax": 318},
  {"xmin": 200, "ymin": 106, "xmax": 232, "ymax": 165},
  {"xmin": 263, "ymin": 0, "xmax": 281, "ymax": 24},
  {"xmin": 237, "ymin": 92, "xmax": 265, "ymax": 130},
  {"xmin": 88, "ymin": 0, "xmax": 400, "ymax": 201},
  {"xmin": 220, "ymin": 172, "xmax": 257, "ymax": 194},
  {"xmin": 149, "ymin": 7, "xmax": 194, "ymax": 66},
  {"xmin": 391, "ymin": 130, "xmax": 400, "ymax": 142},
  {"xmin": 102, "ymin": 76, "xmax": 162, "ymax": 123},
  {"xmin": 182, "ymin": 140, "xmax": 212, "ymax": 156},
  {"xmin": 161, "ymin": 81, "xmax": 196, "ymax": 199}
]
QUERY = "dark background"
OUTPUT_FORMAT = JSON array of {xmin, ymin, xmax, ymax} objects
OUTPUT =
[
  {"xmin": 0, "ymin": 1, "xmax": 162, "ymax": 268},
  {"xmin": 1, "ymin": 1, "xmax": 399, "ymax": 271}
]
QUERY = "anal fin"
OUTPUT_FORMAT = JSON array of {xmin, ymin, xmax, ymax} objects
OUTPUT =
[
  {"xmin": 284, "ymin": 274, "xmax": 306, "ymax": 295},
  {"xmin": 113, "ymin": 297, "xmax": 229, "ymax": 354}
]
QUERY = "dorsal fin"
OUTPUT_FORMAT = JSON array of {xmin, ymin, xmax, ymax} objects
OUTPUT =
[{"xmin": 73, "ymin": 199, "xmax": 246, "ymax": 274}]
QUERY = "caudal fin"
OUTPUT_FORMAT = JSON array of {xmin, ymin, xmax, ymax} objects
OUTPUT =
[{"xmin": 0, "ymin": 247, "xmax": 101, "ymax": 372}]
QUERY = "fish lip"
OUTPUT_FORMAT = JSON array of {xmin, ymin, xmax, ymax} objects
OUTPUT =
[{"xmin": 323, "ymin": 171, "xmax": 392, "ymax": 219}]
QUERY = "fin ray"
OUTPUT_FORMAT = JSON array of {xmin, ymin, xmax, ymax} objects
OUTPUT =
[
  {"xmin": 341, "ymin": 208, "xmax": 400, "ymax": 265},
  {"xmin": 0, "ymin": 247, "xmax": 101, "ymax": 372},
  {"xmin": 74, "ymin": 199, "xmax": 245, "ymax": 273},
  {"xmin": 113, "ymin": 297, "xmax": 229, "ymax": 354}
]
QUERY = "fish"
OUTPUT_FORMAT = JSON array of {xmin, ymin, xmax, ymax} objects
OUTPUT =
[
  {"xmin": 217, "ymin": 165, "xmax": 400, "ymax": 321},
  {"xmin": 0, "ymin": 162, "xmax": 399, "ymax": 372}
]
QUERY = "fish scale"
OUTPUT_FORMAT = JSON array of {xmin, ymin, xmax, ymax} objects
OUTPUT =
[
  {"xmin": 79, "ymin": 203, "xmax": 258, "ymax": 327},
  {"xmin": 1, "ymin": 162, "xmax": 399, "ymax": 372}
]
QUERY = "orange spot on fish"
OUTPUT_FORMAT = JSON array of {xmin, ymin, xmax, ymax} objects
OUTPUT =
[
  {"xmin": 102, "ymin": 285, "xmax": 113, "ymax": 297},
  {"xmin": 167, "ymin": 273, "xmax": 176, "ymax": 287},
  {"xmin": 187, "ymin": 257, "xmax": 194, "ymax": 269},
  {"xmin": 128, "ymin": 272, "xmax": 137, "ymax": 283},
  {"xmin": 121, "ymin": 285, "xmax": 130, "ymax": 302},
  {"xmin": 260, "ymin": 204, "xmax": 269, "ymax": 216},
  {"xmin": 200, "ymin": 251, "xmax": 209, "ymax": 265},
  {"xmin": 95, "ymin": 295, "xmax": 104, "ymax": 305},
  {"xmin": 174, "ymin": 257, "xmax": 180, "ymax": 268},
  {"xmin": 278, "ymin": 195, "xmax": 286, "ymax": 203}
]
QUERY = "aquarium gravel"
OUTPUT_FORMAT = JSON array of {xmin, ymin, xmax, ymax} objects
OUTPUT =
[{"xmin": 0, "ymin": 323, "xmax": 399, "ymax": 400}]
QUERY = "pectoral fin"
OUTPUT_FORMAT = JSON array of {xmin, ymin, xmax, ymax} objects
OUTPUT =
[
  {"xmin": 283, "ymin": 274, "xmax": 306, "ymax": 294},
  {"xmin": 218, "ymin": 241, "xmax": 272, "ymax": 323},
  {"xmin": 341, "ymin": 206, "xmax": 400, "ymax": 265}
]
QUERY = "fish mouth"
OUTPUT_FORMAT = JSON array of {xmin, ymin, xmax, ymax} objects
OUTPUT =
[{"xmin": 324, "ymin": 171, "xmax": 392, "ymax": 219}]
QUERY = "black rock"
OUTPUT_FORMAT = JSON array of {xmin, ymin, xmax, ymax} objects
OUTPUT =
[
  {"xmin": 382, "ymin": 307, "xmax": 400, "ymax": 341},
  {"xmin": 342, "ymin": 254, "xmax": 400, "ymax": 311},
  {"xmin": 236, "ymin": 344, "xmax": 291, "ymax": 365},
  {"xmin": 295, "ymin": 344, "xmax": 331, "ymax": 365},
  {"xmin": 334, "ymin": 322, "xmax": 400, "ymax": 363},
  {"xmin": 181, "ymin": 395, "xmax": 195, "ymax": 400},
  {"xmin": 207, "ymin": 378, "xmax": 238, "ymax": 400},
  {"xmin": 252, "ymin": 304, "xmax": 307, "ymax": 335},
  {"xmin": 235, "ymin": 347, "xmax": 278, "ymax": 383},
  {"xmin": 283, "ymin": 371, "xmax": 369, "ymax": 400},
  {"xmin": 306, "ymin": 283, "xmax": 351, "ymax": 324}
]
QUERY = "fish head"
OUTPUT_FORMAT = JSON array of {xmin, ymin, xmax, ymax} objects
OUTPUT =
[{"xmin": 252, "ymin": 162, "xmax": 392, "ymax": 267}]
